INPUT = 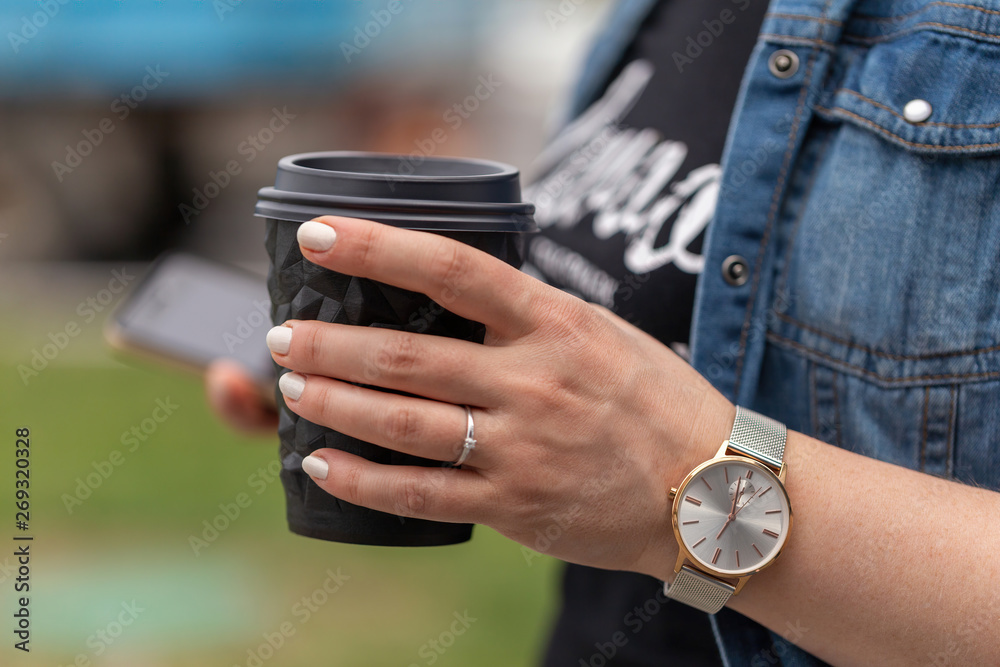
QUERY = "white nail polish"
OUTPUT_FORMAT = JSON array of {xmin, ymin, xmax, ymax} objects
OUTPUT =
[
  {"xmin": 266, "ymin": 326, "xmax": 292, "ymax": 355},
  {"xmin": 278, "ymin": 372, "xmax": 306, "ymax": 401},
  {"xmin": 297, "ymin": 221, "xmax": 337, "ymax": 252},
  {"xmin": 302, "ymin": 455, "xmax": 329, "ymax": 481}
]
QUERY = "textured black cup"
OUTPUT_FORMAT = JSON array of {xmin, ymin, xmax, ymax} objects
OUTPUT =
[{"xmin": 256, "ymin": 152, "xmax": 535, "ymax": 546}]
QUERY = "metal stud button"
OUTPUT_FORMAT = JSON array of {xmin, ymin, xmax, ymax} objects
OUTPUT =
[
  {"xmin": 768, "ymin": 50, "xmax": 799, "ymax": 78},
  {"xmin": 903, "ymin": 99, "xmax": 932, "ymax": 123},
  {"xmin": 722, "ymin": 255, "xmax": 749, "ymax": 286}
]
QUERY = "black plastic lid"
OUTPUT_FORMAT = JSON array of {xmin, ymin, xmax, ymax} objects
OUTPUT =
[{"xmin": 255, "ymin": 151, "xmax": 536, "ymax": 232}]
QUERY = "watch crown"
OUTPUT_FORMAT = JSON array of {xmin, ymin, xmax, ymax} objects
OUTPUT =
[{"xmin": 668, "ymin": 487, "xmax": 677, "ymax": 500}]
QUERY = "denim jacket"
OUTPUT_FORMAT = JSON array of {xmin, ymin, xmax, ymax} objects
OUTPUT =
[{"xmin": 571, "ymin": 1, "xmax": 1000, "ymax": 665}]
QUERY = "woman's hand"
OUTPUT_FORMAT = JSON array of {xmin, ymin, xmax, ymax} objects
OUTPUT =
[
  {"xmin": 208, "ymin": 215, "xmax": 1000, "ymax": 665},
  {"xmin": 267, "ymin": 216, "xmax": 734, "ymax": 576}
]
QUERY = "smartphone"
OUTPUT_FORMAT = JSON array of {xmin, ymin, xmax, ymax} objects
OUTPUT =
[{"xmin": 105, "ymin": 252, "xmax": 276, "ymax": 395}]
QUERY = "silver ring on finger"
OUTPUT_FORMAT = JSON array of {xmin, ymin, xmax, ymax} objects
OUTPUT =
[{"xmin": 451, "ymin": 405, "xmax": 476, "ymax": 467}]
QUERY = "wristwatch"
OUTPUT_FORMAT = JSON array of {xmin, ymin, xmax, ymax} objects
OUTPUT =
[{"xmin": 664, "ymin": 406, "xmax": 792, "ymax": 613}]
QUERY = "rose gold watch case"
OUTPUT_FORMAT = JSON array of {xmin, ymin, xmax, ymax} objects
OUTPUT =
[{"xmin": 668, "ymin": 444, "xmax": 793, "ymax": 594}]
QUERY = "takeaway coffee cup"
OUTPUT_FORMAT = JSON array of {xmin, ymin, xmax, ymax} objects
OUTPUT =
[{"xmin": 256, "ymin": 151, "xmax": 536, "ymax": 546}]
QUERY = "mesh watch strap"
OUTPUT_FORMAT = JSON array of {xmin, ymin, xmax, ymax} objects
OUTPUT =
[
  {"xmin": 665, "ymin": 406, "xmax": 787, "ymax": 613},
  {"xmin": 727, "ymin": 405, "xmax": 786, "ymax": 470},
  {"xmin": 666, "ymin": 566, "xmax": 736, "ymax": 614}
]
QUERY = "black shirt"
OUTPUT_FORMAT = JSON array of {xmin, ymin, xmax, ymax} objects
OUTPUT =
[{"xmin": 526, "ymin": 1, "xmax": 768, "ymax": 664}]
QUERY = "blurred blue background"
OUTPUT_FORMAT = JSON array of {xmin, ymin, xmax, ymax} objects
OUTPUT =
[{"xmin": 0, "ymin": 2, "xmax": 480, "ymax": 99}]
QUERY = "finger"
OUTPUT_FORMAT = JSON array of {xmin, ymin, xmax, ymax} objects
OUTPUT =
[
  {"xmin": 296, "ymin": 216, "xmax": 543, "ymax": 338},
  {"xmin": 300, "ymin": 448, "xmax": 491, "ymax": 523},
  {"xmin": 278, "ymin": 371, "xmax": 495, "ymax": 468},
  {"xmin": 205, "ymin": 359, "xmax": 279, "ymax": 435},
  {"xmin": 266, "ymin": 320, "xmax": 503, "ymax": 406}
]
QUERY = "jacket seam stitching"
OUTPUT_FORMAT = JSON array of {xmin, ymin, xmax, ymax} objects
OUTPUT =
[
  {"xmin": 774, "ymin": 130, "xmax": 836, "ymax": 299},
  {"xmin": 767, "ymin": 331, "xmax": 1000, "ymax": 383},
  {"xmin": 760, "ymin": 33, "xmax": 835, "ymax": 47},
  {"xmin": 844, "ymin": 21, "xmax": 1000, "ymax": 44},
  {"xmin": 920, "ymin": 387, "xmax": 930, "ymax": 471},
  {"xmin": 773, "ymin": 310, "xmax": 1000, "ymax": 359},
  {"xmin": 764, "ymin": 12, "xmax": 843, "ymax": 26},
  {"xmin": 809, "ymin": 362, "xmax": 819, "ymax": 437},
  {"xmin": 946, "ymin": 384, "xmax": 956, "ymax": 477},
  {"xmin": 836, "ymin": 88, "xmax": 1000, "ymax": 129},
  {"xmin": 852, "ymin": 1, "xmax": 1000, "ymax": 24},
  {"xmin": 831, "ymin": 369, "xmax": 843, "ymax": 449},
  {"xmin": 815, "ymin": 105, "xmax": 1000, "ymax": 149},
  {"xmin": 733, "ymin": 0, "xmax": 830, "ymax": 397}
]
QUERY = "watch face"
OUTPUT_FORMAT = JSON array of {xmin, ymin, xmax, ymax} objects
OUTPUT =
[{"xmin": 674, "ymin": 457, "xmax": 791, "ymax": 576}]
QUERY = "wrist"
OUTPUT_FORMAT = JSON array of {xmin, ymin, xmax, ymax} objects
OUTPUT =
[{"xmin": 636, "ymin": 392, "xmax": 736, "ymax": 582}]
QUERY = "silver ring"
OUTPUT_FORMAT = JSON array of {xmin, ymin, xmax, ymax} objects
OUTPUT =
[{"xmin": 452, "ymin": 405, "xmax": 476, "ymax": 467}]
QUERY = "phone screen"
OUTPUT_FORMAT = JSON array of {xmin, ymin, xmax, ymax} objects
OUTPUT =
[{"xmin": 108, "ymin": 253, "xmax": 275, "ymax": 384}]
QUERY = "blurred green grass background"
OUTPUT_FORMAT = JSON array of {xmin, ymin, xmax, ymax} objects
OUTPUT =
[{"xmin": 0, "ymin": 270, "xmax": 561, "ymax": 666}]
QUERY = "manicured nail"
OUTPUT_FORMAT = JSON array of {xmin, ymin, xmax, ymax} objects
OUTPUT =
[
  {"xmin": 278, "ymin": 372, "xmax": 306, "ymax": 401},
  {"xmin": 266, "ymin": 325, "xmax": 292, "ymax": 355},
  {"xmin": 302, "ymin": 455, "xmax": 329, "ymax": 481},
  {"xmin": 297, "ymin": 220, "xmax": 337, "ymax": 252}
]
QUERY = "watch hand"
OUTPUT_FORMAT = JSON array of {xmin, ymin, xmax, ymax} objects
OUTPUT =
[
  {"xmin": 735, "ymin": 486, "xmax": 763, "ymax": 517},
  {"xmin": 730, "ymin": 475, "xmax": 742, "ymax": 517},
  {"xmin": 717, "ymin": 475, "xmax": 743, "ymax": 540}
]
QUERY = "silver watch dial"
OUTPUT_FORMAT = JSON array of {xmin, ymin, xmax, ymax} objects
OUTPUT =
[{"xmin": 675, "ymin": 459, "xmax": 790, "ymax": 576}]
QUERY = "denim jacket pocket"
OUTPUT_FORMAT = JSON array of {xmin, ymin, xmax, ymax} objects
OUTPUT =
[
  {"xmin": 763, "ymin": 20, "xmax": 1000, "ymax": 489},
  {"xmin": 816, "ymin": 39, "xmax": 1000, "ymax": 155}
]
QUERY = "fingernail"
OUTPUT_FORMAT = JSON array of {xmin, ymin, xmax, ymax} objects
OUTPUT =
[
  {"xmin": 266, "ymin": 325, "xmax": 292, "ymax": 355},
  {"xmin": 297, "ymin": 220, "xmax": 337, "ymax": 252},
  {"xmin": 278, "ymin": 372, "xmax": 306, "ymax": 401},
  {"xmin": 302, "ymin": 454, "xmax": 329, "ymax": 481}
]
